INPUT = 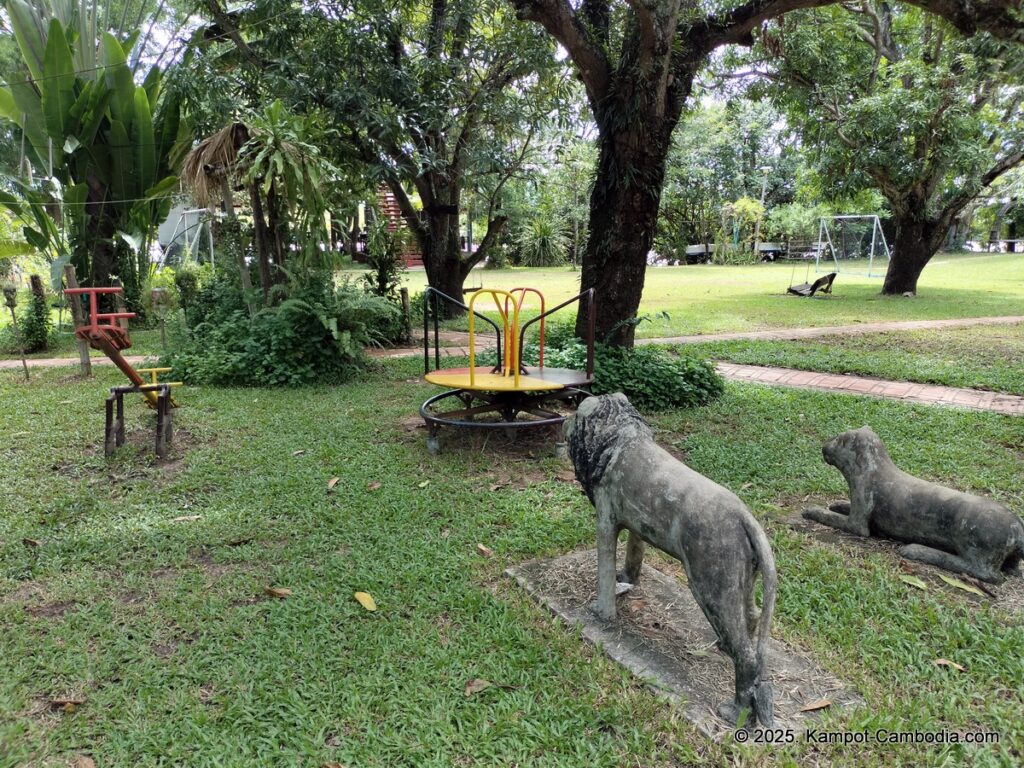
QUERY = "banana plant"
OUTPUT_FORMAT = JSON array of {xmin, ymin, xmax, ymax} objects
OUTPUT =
[{"xmin": 0, "ymin": 0, "xmax": 190, "ymax": 309}]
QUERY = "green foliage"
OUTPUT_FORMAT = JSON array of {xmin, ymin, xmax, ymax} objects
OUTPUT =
[
  {"xmin": 173, "ymin": 262, "xmax": 210, "ymax": 322},
  {"xmin": 765, "ymin": 202, "xmax": 828, "ymax": 242},
  {"xmin": 657, "ymin": 99, "xmax": 794, "ymax": 262},
  {"xmin": 239, "ymin": 101, "xmax": 341, "ymax": 275},
  {"xmin": 516, "ymin": 217, "xmax": 568, "ymax": 267},
  {"xmin": 753, "ymin": 3, "xmax": 1024, "ymax": 278},
  {"xmin": 486, "ymin": 331, "xmax": 724, "ymax": 410},
  {"xmin": 0, "ymin": 0, "xmax": 190, "ymax": 303},
  {"xmin": 142, "ymin": 266, "xmax": 179, "ymax": 319},
  {"xmin": 361, "ymin": 220, "xmax": 407, "ymax": 301},
  {"xmin": 164, "ymin": 280, "xmax": 404, "ymax": 386},
  {"xmin": 19, "ymin": 279, "xmax": 51, "ymax": 352}
]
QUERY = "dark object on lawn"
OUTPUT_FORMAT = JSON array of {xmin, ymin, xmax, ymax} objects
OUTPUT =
[
  {"xmin": 564, "ymin": 393, "xmax": 777, "ymax": 727},
  {"xmin": 803, "ymin": 426, "xmax": 1024, "ymax": 584},
  {"xmin": 105, "ymin": 383, "xmax": 175, "ymax": 458},
  {"xmin": 787, "ymin": 272, "xmax": 837, "ymax": 297}
]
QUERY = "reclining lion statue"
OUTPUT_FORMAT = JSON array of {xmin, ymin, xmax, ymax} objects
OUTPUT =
[
  {"xmin": 564, "ymin": 393, "xmax": 778, "ymax": 728},
  {"xmin": 803, "ymin": 426, "xmax": 1024, "ymax": 584}
]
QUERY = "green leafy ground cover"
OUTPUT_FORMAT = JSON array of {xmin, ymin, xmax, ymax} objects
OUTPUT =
[
  {"xmin": 2, "ymin": 359, "xmax": 1022, "ymax": 766},
  {"xmin": 383, "ymin": 251, "xmax": 1024, "ymax": 339},
  {"xmin": 684, "ymin": 324, "xmax": 1024, "ymax": 395}
]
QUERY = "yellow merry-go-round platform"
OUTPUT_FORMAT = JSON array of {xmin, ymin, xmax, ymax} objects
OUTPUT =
[{"xmin": 419, "ymin": 286, "xmax": 595, "ymax": 452}]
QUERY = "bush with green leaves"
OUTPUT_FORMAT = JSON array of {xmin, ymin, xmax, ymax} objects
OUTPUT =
[
  {"xmin": 516, "ymin": 217, "xmax": 568, "ymax": 267},
  {"xmin": 163, "ymin": 279, "xmax": 404, "ymax": 386},
  {"xmin": 362, "ymin": 221, "xmax": 408, "ymax": 302},
  {"xmin": 483, "ymin": 333, "xmax": 724, "ymax": 411},
  {"xmin": 20, "ymin": 279, "xmax": 52, "ymax": 353}
]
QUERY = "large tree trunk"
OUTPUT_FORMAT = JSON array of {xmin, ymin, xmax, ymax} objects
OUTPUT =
[
  {"xmin": 422, "ymin": 209, "xmax": 470, "ymax": 305},
  {"xmin": 882, "ymin": 215, "xmax": 941, "ymax": 295},
  {"xmin": 573, "ymin": 53, "xmax": 689, "ymax": 347}
]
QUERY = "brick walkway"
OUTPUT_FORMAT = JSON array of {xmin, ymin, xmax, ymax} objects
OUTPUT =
[{"xmin": 716, "ymin": 363, "xmax": 1024, "ymax": 416}]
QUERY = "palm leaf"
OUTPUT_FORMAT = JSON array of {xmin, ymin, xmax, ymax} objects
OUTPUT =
[
  {"xmin": 7, "ymin": 0, "xmax": 47, "ymax": 83},
  {"xmin": 41, "ymin": 18, "xmax": 76, "ymax": 155},
  {"xmin": 132, "ymin": 86, "xmax": 156, "ymax": 194}
]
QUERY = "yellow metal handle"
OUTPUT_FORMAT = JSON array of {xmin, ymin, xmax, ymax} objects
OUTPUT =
[{"xmin": 468, "ymin": 289, "xmax": 522, "ymax": 389}]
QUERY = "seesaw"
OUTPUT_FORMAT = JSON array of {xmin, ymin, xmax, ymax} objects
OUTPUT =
[
  {"xmin": 420, "ymin": 286, "xmax": 595, "ymax": 453},
  {"xmin": 64, "ymin": 285, "xmax": 181, "ymax": 457}
]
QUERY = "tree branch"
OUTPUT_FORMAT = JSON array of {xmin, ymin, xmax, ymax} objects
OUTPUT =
[
  {"xmin": 692, "ymin": 0, "xmax": 1024, "ymax": 58},
  {"xmin": 202, "ymin": 0, "xmax": 265, "ymax": 69},
  {"xmin": 510, "ymin": 0, "xmax": 612, "ymax": 106}
]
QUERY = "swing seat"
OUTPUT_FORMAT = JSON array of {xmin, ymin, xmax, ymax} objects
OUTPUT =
[{"xmin": 788, "ymin": 272, "xmax": 837, "ymax": 297}]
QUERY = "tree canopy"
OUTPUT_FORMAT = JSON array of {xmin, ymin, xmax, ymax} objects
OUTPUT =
[{"xmin": 751, "ymin": 2, "xmax": 1024, "ymax": 293}]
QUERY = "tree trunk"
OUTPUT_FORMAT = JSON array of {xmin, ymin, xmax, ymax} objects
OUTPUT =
[
  {"xmin": 574, "ymin": 102, "xmax": 681, "ymax": 346},
  {"xmin": 423, "ymin": 210, "xmax": 470, "ymax": 306},
  {"xmin": 250, "ymin": 182, "xmax": 273, "ymax": 299},
  {"xmin": 882, "ymin": 216, "xmax": 940, "ymax": 295}
]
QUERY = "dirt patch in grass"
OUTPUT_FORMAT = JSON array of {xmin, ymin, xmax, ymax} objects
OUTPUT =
[
  {"xmin": 25, "ymin": 601, "xmax": 78, "ymax": 618},
  {"xmin": 785, "ymin": 512, "xmax": 1024, "ymax": 618}
]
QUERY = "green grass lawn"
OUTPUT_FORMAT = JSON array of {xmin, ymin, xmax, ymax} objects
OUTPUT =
[
  {"xmin": 379, "ymin": 250, "xmax": 1024, "ymax": 339},
  {"xmin": 5, "ymin": 251, "xmax": 1023, "ymax": 364},
  {"xmin": 0, "ymin": 327, "xmax": 166, "ymax": 361},
  {"xmin": 2, "ymin": 359, "xmax": 1022, "ymax": 766},
  {"xmin": 684, "ymin": 324, "xmax": 1024, "ymax": 395}
]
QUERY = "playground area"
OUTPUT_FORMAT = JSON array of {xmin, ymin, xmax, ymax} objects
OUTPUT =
[{"xmin": 2, "ymin": 252, "xmax": 1024, "ymax": 765}]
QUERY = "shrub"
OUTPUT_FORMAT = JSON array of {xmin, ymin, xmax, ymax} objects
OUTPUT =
[
  {"xmin": 362, "ymin": 221, "xmax": 408, "ymax": 302},
  {"xmin": 174, "ymin": 263, "xmax": 211, "ymax": 321},
  {"xmin": 163, "ymin": 280, "xmax": 404, "ymax": 386},
  {"xmin": 483, "ymin": 335, "xmax": 724, "ymax": 411},
  {"xmin": 516, "ymin": 218, "xmax": 568, "ymax": 267},
  {"xmin": 20, "ymin": 276, "xmax": 52, "ymax": 352},
  {"xmin": 335, "ymin": 282, "xmax": 406, "ymax": 347}
]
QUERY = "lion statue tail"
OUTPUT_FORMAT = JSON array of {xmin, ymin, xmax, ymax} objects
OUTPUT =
[{"xmin": 747, "ymin": 516, "xmax": 778, "ymax": 726}]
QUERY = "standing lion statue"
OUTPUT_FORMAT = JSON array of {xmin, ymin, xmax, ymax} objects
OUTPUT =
[{"xmin": 564, "ymin": 393, "xmax": 778, "ymax": 728}]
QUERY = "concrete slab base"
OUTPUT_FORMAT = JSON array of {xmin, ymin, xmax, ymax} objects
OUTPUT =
[{"xmin": 508, "ymin": 548, "xmax": 862, "ymax": 740}]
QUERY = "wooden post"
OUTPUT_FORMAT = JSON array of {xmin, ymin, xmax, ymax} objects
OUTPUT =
[
  {"xmin": 109, "ymin": 278, "xmax": 130, "ymax": 333},
  {"xmin": 3, "ymin": 294, "xmax": 29, "ymax": 381},
  {"xmin": 63, "ymin": 264, "xmax": 92, "ymax": 376}
]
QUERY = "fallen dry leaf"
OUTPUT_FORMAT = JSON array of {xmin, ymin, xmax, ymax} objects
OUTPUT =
[
  {"xmin": 327, "ymin": 477, "xmax": 340, "ymax": 491},
  {"xmin": 171, "ymin": 515, "xmax": 201, "ymax": 523},
  {"xmin": 464, "ymin": 678, "xmax": 492, "ymax": 697},
  {"xmin": 50, "ymin": 697, "xmax": 85, "ymax": 712},
  {"xmin": 264, "ymin": 586, "xmax": 292, "ymax": 599},
  {"xmin": 934, "ymin": 658, "xmax": 966, "ymax": 672},
  {"xmin": 367, "ymin": 481, "xmax": 382, "ymax": 491},
  {"xmin": 476, "ymin": 543, "xmax": 493, "ymax": 558},
  {"xmin": 72, "ymin": 756, "xmax": 95, "ymax": 768},
  {"xmin": 292, "ymin": 449, "xmax": 306, "ymax": 456},
  {"xmin": 899, "ymin": 574, "xmax": 928, "ymax": 590},
  {"xmin": 22, "ymin": 538, "xmax": 40, "ymax": 548},
  {"xmin": 417, "ymin": 480, "xmax": 430, "ymax": 489},
  {"xmin": 938, "ymin": 574, "xmax": 987, "ymax": 598},
  {"xmin": 322, "ymin": 763, "xmax": 345, "ymax": 768},
  {"xmin": 354, "ymin": 592, "xmax": 377, "ymax": 611},
  {"xmin": 740, "ymin": 482, "xmax": 753, "ymax": 490},
  {"xmin": 799, "ymin": 699, "xmax": 832, "ymax": 712}
]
